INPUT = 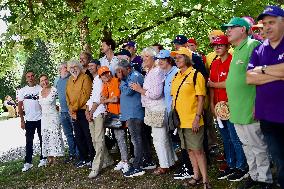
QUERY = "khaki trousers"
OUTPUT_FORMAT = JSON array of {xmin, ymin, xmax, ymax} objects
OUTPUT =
[{"xmin": 89, "ymin": 114, "xmax": 113, "ymax": 172}]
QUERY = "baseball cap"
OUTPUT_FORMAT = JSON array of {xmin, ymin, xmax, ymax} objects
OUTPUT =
[
  {"xmin": 209, "ymin": 30, "xmax": 224, "ymax": 37},
  {"xmin": 170, "ymin": 47, "xmax": 192, "ymax": 59},
  {"xmin": 156, "ymin": 50, "xmax": 171, "ymax": 59},
  {"xmin": 187, "ymin": 38, "xmax": 197, "ymax": 45},
  {"xmin": 172, "ymin": 35, "xmax": 188, "ymax": 45},
  {"xmin": 89, "ymin": 59, "xmax": 101, "ymax": 65},
  {"xmin": 221, "ymin": 17, "xmax": 251, "ymax": 31},
  {"xmin": 257, "ymin": 5, "xmax": 284, "ymax": 20},
  {"xmin": 122, "ymin": 41, "xmax": 136, "ymax": 48},
  {"xmin": 117, "ymin": 49, "xmax": 131, "ymax": 58},
  {"xmin": 98, "ymin": 66, "xmax": 110, "ymax": 76},
  {"xmin": 211, "ymin": 35, "xmax": 230, "ymax": 45}
]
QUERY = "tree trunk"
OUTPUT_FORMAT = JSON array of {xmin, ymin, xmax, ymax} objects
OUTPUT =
[{"xmin": 78, "ymin": 16, "xmax": 91, "ymax": 53}]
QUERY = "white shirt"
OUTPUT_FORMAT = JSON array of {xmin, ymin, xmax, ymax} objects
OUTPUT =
[
  {"xmin": 18, "ymin": 85, "xmax": 42, "ymax": 121},
  {"xmin": 99, "ymin": 55, "xmax": 119, "ymax": 76},
  {"xmin": 87, "ymin": 75, "xmax": 106, "ymax": 118}
]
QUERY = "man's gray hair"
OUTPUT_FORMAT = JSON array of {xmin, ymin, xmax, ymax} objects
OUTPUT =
[
  {"xmin": 277, "ymin": 16, "xmax": 284, "ymax": 22},
  {"xmin": 67, "ymin": 59, "xmax": 83, "ymax": 71},
  {"xmin": 58, "ymin": 62, "xmax": 67, "ymax": 70},
  {"xmin": 117, "ymin": 59, "xmax": 132, "ymax": 69}
]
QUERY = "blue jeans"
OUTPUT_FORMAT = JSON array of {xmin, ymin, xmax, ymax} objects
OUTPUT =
[
  {"xmin": 218, "ymin": 120, "xmax": 246, "ymax": 170},
  {"xmin": 60, "ymin": 112, "xmax": 77, "ymax": 156},
  {"xmin": 260, "ymin": 120, "xmax": 284, "ymax": 188}
]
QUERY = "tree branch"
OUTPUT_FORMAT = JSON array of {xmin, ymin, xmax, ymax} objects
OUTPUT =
[{"xmin": 117, "ymin": 8, "xmax": 222, "ymax": 45}]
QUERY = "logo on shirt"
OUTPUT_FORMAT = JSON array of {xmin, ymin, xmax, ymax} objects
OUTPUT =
[
  {"xmin": 236, "ymin": 60, "xmax": 244, "ymax": 64},
  {"xmin": 24, "ymin": 94, "xmax": 39, "ymax": 100},
  {"xmin": 279, "ymin": 53, "xmax": 284, "ymax": 60},
  {"xmin": 220, "ymin": 72, "xmax": 227, "ymax": 77}
]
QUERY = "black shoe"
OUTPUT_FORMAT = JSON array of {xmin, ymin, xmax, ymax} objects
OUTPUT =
[
  {"xmin": 259, "ymin": 182, "xmax": 272, "ymax": 189},
  {"xmin": 141, "ymin": 162, "xmax": 156, "ymax": 170},
  {"xmin": 173, "ymin": 165, "xmax": 193, "ymax": 180},
  {"xmin": 64, "ymin": 155, "xmax": 76, "ymax": 164},
  {"xmin": 228, "ymin": 169, "xmax": 249, "ymax": 182},
  {"xmin": 238, "ymin": 177, "xmax": 258, "ymax": 189},
  {"xmin": 217, "ymin": 167, "xmax": 235, "ymax": 180}
]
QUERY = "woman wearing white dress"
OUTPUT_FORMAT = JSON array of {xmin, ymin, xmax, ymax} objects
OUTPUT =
[{"xmin": 38, "ymin": 74, "xmax": 64, "ymax": 165}]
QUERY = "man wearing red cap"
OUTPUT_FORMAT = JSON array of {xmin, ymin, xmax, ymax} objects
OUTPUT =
[
  {"xmin": 208, "ymin": 35, "xmax": 247, "ymax": 181},
  {"xmin": 187, "ymin": 38, "xmax": 206, "ymax": 65}
]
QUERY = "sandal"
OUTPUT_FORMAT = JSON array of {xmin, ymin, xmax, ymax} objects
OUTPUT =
[
  {"xmin": 203, "ymin": 182, "xmax": 212, "ymax": 189},
  {"xmin": 183, "ymin": 177, "xmax": 202, "ymax": 187},
  {"xmin": 153, "ymin": 167, "xmax": 169, "ymax": 175}
]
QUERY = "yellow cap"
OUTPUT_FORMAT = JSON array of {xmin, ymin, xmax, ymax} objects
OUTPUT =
[
  {"xmin": 170, "ymin": 47, "xmax": 193, "ymax": 59},
  {"xmin": 209, "ymin": 30, "xmax": 224, "ymax": 37}
]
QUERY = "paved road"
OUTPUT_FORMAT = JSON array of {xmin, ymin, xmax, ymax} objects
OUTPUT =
[{"xmin": 0, "ymin": 117, "xmax": 40, "ymax": 156}]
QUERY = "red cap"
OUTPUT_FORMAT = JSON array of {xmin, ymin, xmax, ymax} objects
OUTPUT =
[
  {"xmin": 211, "ymin": 35, "xmax": 229, "ymax": 45},
  {"xmin": 187, "ymin": 38, "xmax": 197, "ymax": 45}
]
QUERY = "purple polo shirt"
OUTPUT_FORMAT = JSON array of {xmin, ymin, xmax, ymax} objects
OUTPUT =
[{"xmin": 247, "ymin": 37, "xmax": 284, "ymax": 123}]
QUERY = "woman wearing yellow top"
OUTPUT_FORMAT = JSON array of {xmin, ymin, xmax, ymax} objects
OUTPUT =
[{"xmin": 170, "ymin": 47, "xmax": 211, "ymax": 189}]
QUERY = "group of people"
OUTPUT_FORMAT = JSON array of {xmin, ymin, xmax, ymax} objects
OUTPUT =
[{"xmin": 17, "ymin": 5, "xmax": 284, "ymax": 189}]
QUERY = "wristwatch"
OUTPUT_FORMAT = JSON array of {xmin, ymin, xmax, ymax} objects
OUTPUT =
[{"xmin": 261, "ymin": 65, "xmax": 267, "ymax": 74}]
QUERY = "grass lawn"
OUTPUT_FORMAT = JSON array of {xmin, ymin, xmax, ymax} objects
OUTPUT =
[
  {"xmin": 0, "ymin": 154, "xmax": 259, "ymax": 189},
  {"xmin": 0, "ymin": 112, "xmax": 9, "ymax": 121}
]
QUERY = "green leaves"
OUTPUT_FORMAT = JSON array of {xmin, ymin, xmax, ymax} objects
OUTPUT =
[{"xmin": 0, "ymin": 0, "xmax": 280, "ymax": 73}]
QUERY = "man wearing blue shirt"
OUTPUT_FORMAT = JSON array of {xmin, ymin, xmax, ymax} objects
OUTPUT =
[
  {"xmin": 116, "ymin": 60, "xmax": 153, "ymax": 177},
  {"xmin": 55, "ymin": 62, "xmax": 77, "ymax": 162}
]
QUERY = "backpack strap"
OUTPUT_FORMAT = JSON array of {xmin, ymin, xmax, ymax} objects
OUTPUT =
[
  {"xmin": 193, "ymin": 70, "xmax": 198, "ymax": 87},
  {"xmin": 173, "ymin": 71, "xmax": 191, "ymax": 108}
]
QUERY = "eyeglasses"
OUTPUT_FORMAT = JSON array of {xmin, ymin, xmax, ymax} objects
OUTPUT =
[{"xmin": 226, "ymin": 25, "xmax": 242, "ymax": 31}]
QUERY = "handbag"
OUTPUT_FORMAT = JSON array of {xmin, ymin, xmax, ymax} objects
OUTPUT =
[
  {"xmin": 104, "ymin": 113, "xmax": 123, "ymax": 129},
  {"xmin": 168, "ymin": 71, "xmax": 192, "ymax": 130},
  {"xmin": 144, "ymin": 104, "xmax": 166, "ymax": 128}
]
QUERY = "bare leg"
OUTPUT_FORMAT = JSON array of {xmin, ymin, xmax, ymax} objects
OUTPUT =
[
  {"xmin": 193, "ymin": 150, "xmax": 209, "ymax": 183},
  {"xmin": 188, "ymin": 150, "xmax": 201, "ymax": 179}
]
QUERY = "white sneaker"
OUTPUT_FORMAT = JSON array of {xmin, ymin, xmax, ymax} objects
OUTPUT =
[
  {"xmin": 114, "ymin": 161, "xmax": 125, "ymax": 171},
  {"xmin": 114, "ymin": 161, "xmax": 129, "ymax": 173},
  {"xmin": 88, "ymin": 170, "xmax": 99, "ymax": 179},
  {"xmin": 38, "ymin": 159, "xmax": 47, "ymax": 168},
  {"xmin": 122, "ymin": 162, "xmax": 130, "ymax": 173},
  {"xmin": 22, "ymin": 163, "xmax": 33, "ymax": 172}
]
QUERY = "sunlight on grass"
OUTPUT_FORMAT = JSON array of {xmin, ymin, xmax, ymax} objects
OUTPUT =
[{"xmin": 0, "ymin": 165, "xmax": 5, "ymax": 173}]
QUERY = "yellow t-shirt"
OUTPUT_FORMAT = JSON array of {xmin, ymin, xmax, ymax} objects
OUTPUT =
[{"xmin": 171, "ymin": 67, "xmax": 206, "ymax": 128}]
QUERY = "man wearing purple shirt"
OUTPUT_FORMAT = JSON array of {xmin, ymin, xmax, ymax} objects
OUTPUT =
[
  {"xmin": 247, "ymin": 5, "xmax": 284, "ymax": 188},
  {"xmin": 123, "ymin": 41, "xmax": 143, "ymax": 74}
]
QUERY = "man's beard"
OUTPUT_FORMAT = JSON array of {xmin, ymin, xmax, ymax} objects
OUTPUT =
[{"xmin": 70, "ymin": 70, "xmax": 80, "ymax": 78}]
